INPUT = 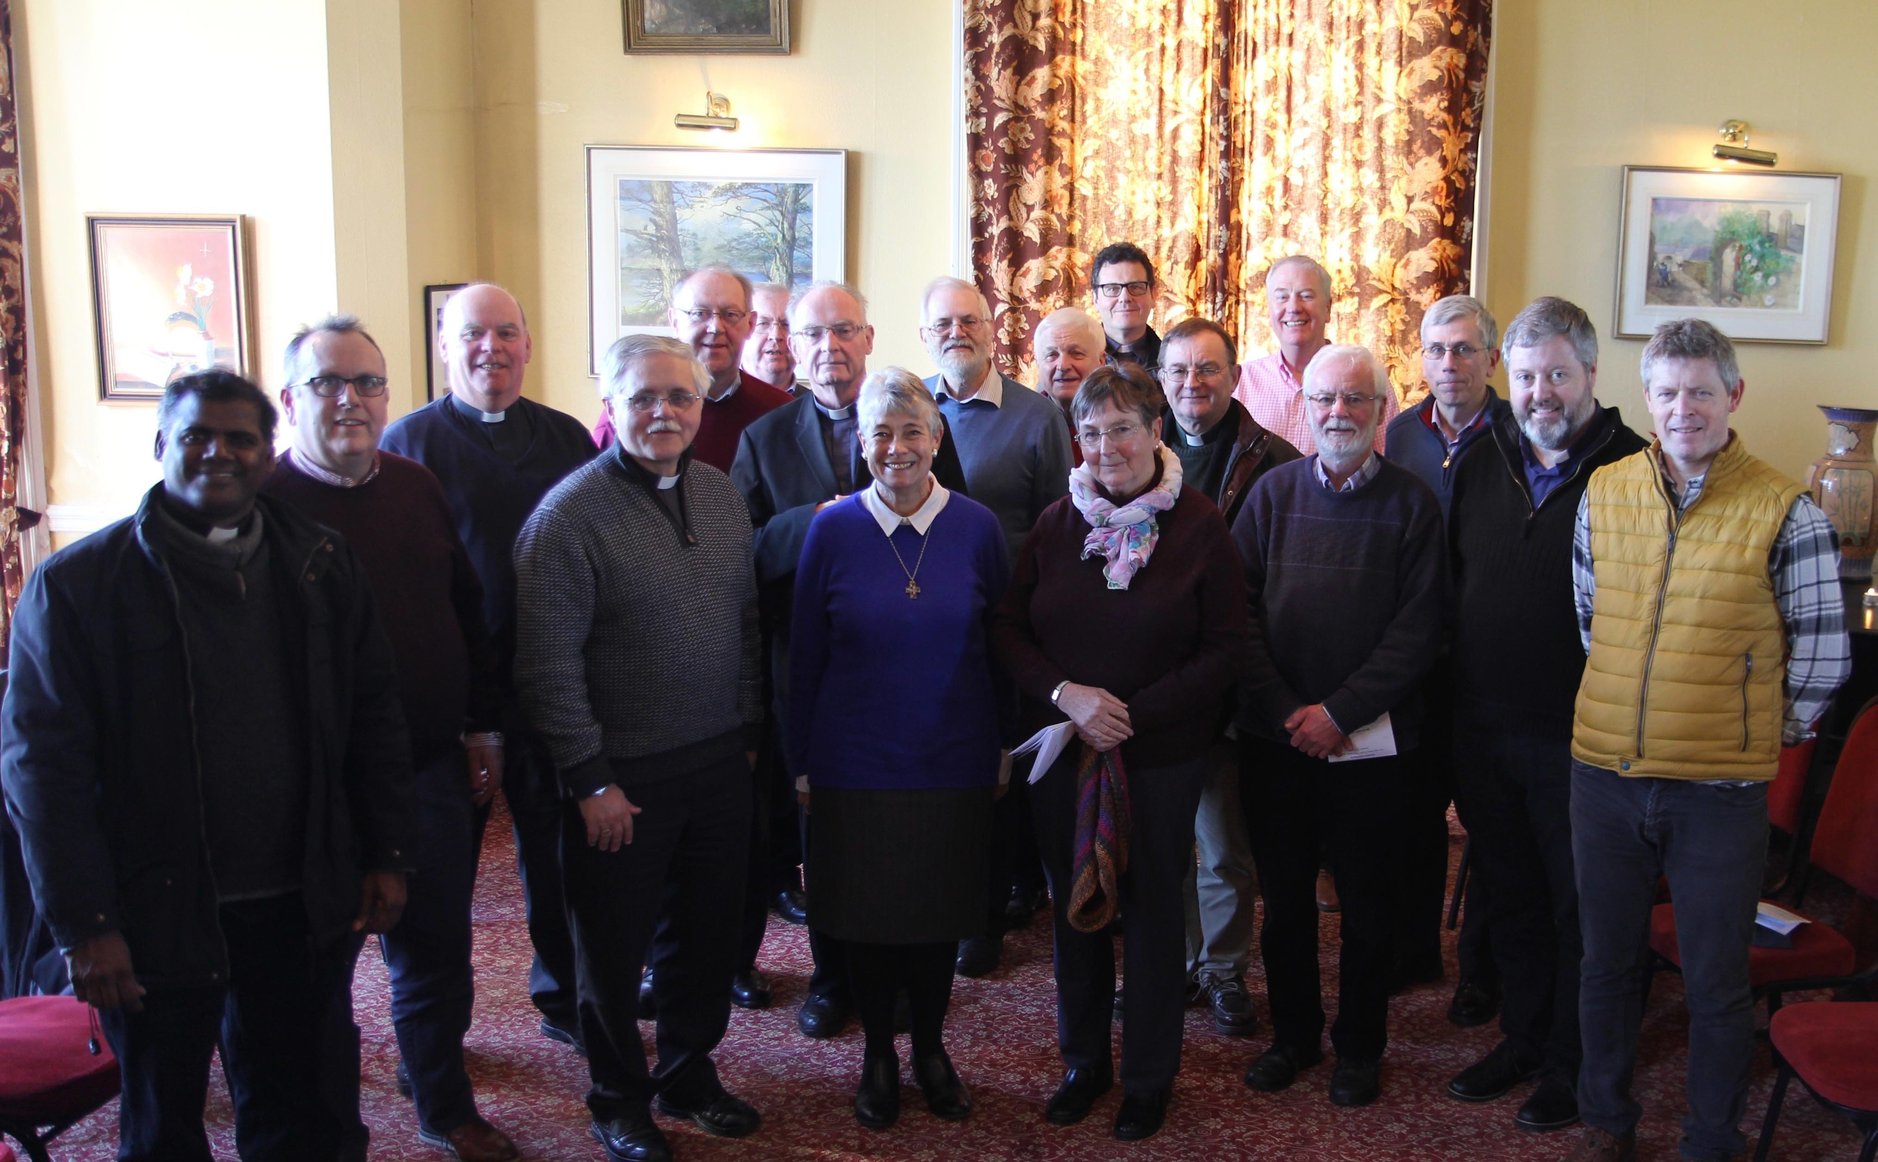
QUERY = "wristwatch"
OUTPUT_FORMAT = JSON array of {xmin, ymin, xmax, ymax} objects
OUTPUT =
[{"xmin": 1050, "ymin": 680, "xmax": 1070, "ymax": 706}]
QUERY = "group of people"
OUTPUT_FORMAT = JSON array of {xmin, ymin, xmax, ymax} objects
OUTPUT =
[{"xmin": 0, "ymin": 239, "xmax": 1848, "ymax": 1162}]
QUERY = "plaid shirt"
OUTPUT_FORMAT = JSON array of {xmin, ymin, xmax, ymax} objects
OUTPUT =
[
  {"xmin": 1573, "ymin": 465, "xmax": 1850, "ymax": 741},
  {"xmin": 1233, "ymin": 351, "xmax": 1395, "ymax": 455}
]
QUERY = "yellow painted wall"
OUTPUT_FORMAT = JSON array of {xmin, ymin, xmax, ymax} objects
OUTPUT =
[
  {"xmin": 398, "ymin": 0, "xmax": 478, "ymax": 406},
  {"xmin": 1485, "ymin": 0, "xmax": 1878, "ymax": 481}
]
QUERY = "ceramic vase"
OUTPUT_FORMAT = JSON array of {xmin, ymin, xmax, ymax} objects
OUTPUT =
[{"xmin": 1806, "ymin": 405, "xmax": 1878, "ymax": 580}]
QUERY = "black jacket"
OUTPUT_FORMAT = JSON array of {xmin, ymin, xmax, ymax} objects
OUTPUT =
[
  {"xmin": 1165, "ymin": 400, "xmax": 1304, "ymax": 528},
  {"xmin": 1383, "ymin": 390, "xmax": 1509, "ymax": 521},
  {"xmin": 0, "ymin": 487, "xmax": 413, "ymax": 990}
]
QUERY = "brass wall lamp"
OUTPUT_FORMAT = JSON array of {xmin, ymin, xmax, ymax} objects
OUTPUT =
[
  {"xmin": 1713, "ymin": 119, "xmax": 1777, "ymax": 167},
  {"xmin": 676, "ymin": 92, "xmax": 738, "ymax": 132}
]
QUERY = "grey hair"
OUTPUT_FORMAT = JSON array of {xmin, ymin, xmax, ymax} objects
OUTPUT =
[
  {"xmin": 750, "ymin": 281, "xmax": 791, "ymax": 302},
  {"xmin": 599, "ymin": 334, "xmax": 709, "ymax": 400},
  {"xmin": 1640, "ymin": 318, "xmax": 1740, "ymax": 393},
  {"xmin": 1302, "ymin": 343, "xmax": 1390, "ymax": 399},
  {"xmin": 1071, "ymin": 363, "xmax": 1164, "ymax": 428},
  {"xmin": 789, "ymin": 280, "xmax": 870, "ymax": 327},
  {"xmin": 856, "ymin": 366, "xmax": 942, "ymax": 436},
  {"xmin": 1266, "ymin": 254, "xmax": 1332, "ymax": 297},
  {"xmin": 921, "ymin": 275, "xmax": 991, "ymax": 322},
  {"xmin": 1033, "ymin": 307, "xmax": 1104, "ymax": 354},
  {"xmin": 1501, "ymin": 296, "xmax": 1598, "ymax": 371},
  {"xmin": 1421, "ymin": 294, "xmax": 1500, "ymax": 351},
  {"xmin": 283, "ymin": 313, "xmax": 382, "ymax": 387},
  {"xmin": 673, "ymin": 265, "xmax": 753, "ymax": 310}
]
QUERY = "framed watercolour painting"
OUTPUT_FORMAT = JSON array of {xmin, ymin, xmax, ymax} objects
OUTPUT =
[
  {"xmin": 622, "ymin": 0, "xmax": 788, "ymax": 53},
  {"xmin": 1615, "ymin": 166, "xmax": 1840, "ymax": 344},
  {"xmin": 422, "ymin": 282, "xmax": 467, "ymax": 401},
  {"xmin": 87, "ymin": 213, "xmax": 250, "ymax": 402},
  {"xmin": 586, "ymin": 146, "xmax": 845, "ymax": 375}
]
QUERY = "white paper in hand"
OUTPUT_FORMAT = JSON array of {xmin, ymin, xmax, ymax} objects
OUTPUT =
[
  {"xmin": 1328, "ymin": 712, "xmax": 1398, "ymax": 763},
  {"xmin": 1014, "ymin": 721, "xmax": 1078, "ymax": 784}
]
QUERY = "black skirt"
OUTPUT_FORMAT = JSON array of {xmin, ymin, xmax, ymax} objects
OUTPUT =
[{"xmin": 807, "ymin": 784, "xmax": 995, "ymax": 945}]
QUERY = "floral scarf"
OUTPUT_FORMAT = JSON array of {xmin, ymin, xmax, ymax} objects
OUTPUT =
[{"xmin": 1068, "ymin": 444, "xmax": 1183, "ymax": 590}]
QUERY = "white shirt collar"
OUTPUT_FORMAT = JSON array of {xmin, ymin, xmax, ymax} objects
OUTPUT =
[
  {"xmin": 860, "ymin": 477, "xmax": 950, "ymax": 536},
  {"xmin": 935, "ymin": 365, "xmax": 1002, "ymax": 408},
  {"xmin": 707, "ymin": 373, "xmax": 741, "ymax": 403}
]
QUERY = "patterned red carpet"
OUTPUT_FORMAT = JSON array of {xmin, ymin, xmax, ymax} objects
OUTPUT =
[{"xmin": 47, "ymin": 804, "xmax": 1863, "ymax": 1160}]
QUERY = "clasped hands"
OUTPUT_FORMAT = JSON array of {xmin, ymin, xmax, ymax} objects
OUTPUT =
[{"xmin": 1284, "ymin": 703, "xmax": 1352, "ymax": 760}]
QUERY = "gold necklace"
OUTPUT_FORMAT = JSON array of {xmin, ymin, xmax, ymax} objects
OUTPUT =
[{"xmin": 885, "ymin": 525, "xmax": 931, "ymax": 599}]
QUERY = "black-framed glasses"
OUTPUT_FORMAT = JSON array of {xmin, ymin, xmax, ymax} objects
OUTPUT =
[
  {"xmin": 620, "ymin": 391, "xmax": 701, "ymax": 413},
  {"xmin": 1094, "ymin": 281, "xmax": 1152, "ymax": 300},
  {"xmin": 298, "ymin": 375, "xmax": 389, "ymax": 398},
  {"xmin": 676, "ymin": 307, "xmax": 748, "ymax": 325},
  {"xmin": 794, "ymin": 322, "xmax": 866, "ymax": 343},
  {"xmin": 1423, "ymin": 343, "xmax": 1484, "ymax": 360}
]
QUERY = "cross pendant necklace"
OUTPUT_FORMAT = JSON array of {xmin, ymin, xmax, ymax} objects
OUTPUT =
[{"xmin": 886, "ymin": 527, "xmax": 931, "ymax": 600}]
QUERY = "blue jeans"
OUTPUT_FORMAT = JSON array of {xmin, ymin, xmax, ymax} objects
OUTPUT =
[{"xmin": 1570, "ymin": 760, "xmax": 1767, "ymax": 1161}]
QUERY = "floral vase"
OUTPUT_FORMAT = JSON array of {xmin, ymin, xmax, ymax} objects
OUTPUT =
[{"xmin": 1805, "ymin": 405, "xmax": 1878, "ymax": 581}]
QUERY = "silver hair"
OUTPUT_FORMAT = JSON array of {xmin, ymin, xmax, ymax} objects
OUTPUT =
[
  {"xmin": 856, "ymin": 366, "xmax": 942, "ymax": 436},
  {"xmin": 1302, "ymin": 343, "xmax": 1390, "ymax": 399},
  {"xmin": 921, "ymin": 275, "xmax": 991, "ymax": 322},
  {"xmin": 1420, "ymin": 294, "xmax": 1500, "ymax": 350},
  {"xmin": 1640, "ymin": 317, "xmax": 1740, "ymax": 393},
  {"xmin": 1033, "ymin": 308, "xmax": 1104, "ymax": 353},
  {"xmin": 599, "ymin": 334, "xmax": 709, "ymax": 400},
  {"xmin": 788, "ymin": 280, "xmax": 870, "ymax": 327},
  {"xmin": 1501, "ymin": 296, "xmax": 1598, "ymax": 370},
  {"xmin": 283, "ymin": 313, "xmax": 382, "ymax": 387},
  {"xmin": 1266, "ymin": 254, "xmax": 1332, "ymax": 297}
]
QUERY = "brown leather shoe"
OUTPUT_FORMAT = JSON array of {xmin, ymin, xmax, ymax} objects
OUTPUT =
[
  {"xmin": 1558, "ymin": 1126, "xmax": 1635, "ymax": 1162},
  {"xmin": 419, "ymin": 1115, "xmax": 521, "ymax": 1162},
  {"xmin": 1315, "ymin": 868, "xmax": 1341, "ymax": 913}
]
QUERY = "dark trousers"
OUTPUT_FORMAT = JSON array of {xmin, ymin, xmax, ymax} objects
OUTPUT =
[
  {"xmin": 100, "ymin": 895, "xmax": 366, "ymax": 1162},
  {"xmin": 1243, "ymin": 740, "xmax": 1411, "ymax": 1062},
  {"xmin": 476, "ymin": 722, "xmax": 579, "ymax": 1031},
  {"xmin": 379, "ymin": 751, "xmax": 480, "ymax": 1135},
  {"xmin": 1032, "ymin": 749, "xmax": 1207, "ymax": 1094},
  {"xmin": 983, "ymin": 774, "xmax": 1044, "ymax": 922},
  {"xmin": 1454, "ymin": 721, "xmax": 1581, "ymax": 1076},
  {"xmin": 1394, "ymin": 714, "xmax": 1453, "ymax": 981},
  {"xmin": 1571, "ymin": 761, "xmax": 1766, "ymax": 1161},
  {"xmin": 846, "ymin": 941, "xmax": 955, "ymax": 1061},
  {"xmin": 737, "ymin": 723, "xmax": 795, "ymax": 972},
  {"xmin": 801, "ymin": 808, "xmax": 850, "ymax": 1001},
  {"xmin": 563, "ymin": 754, "xmax": 751, "ymax": 1120}
]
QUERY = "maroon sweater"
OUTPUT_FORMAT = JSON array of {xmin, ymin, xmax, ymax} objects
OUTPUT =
[
  {"xmin": 591, "ymin": 370, "xmax": 793, "ymax": 472},
  {"xmin": 264, "ymin": 451, "xmax": 500, "ymax": 766},
  {"xmin": 992, "ymin": 481, "xmax": 1248, "ymax": 768}
]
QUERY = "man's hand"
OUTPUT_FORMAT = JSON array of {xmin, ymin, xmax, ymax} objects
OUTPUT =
[
  {"xmin": 466, "ymin": 742, "xmax": 504, "ymax": 807},
  {"xmin": 66, "ymin": 931, "xmax": 145, "ymax": 1012},
  {"xmin": 353, "ymin": 871, "xmax": 408, "ymax": 933},
  {"xmin": 1284, "ymin": 703, "xmax": 1351, "ymax": 760},
  {"xmin": 579, "ymin": 785, "xmax": 642, "ymax": 852},
  {"xmin": 1057, "ymin": 683, "xmax": 1133, "ymax": 752}
]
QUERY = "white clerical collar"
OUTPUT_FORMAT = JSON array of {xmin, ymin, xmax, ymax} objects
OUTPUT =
[
  {"xmin": 1180, "ymin": 427, "xmax": 1206, "ymax": 447},
  {"xmin": 206, "ymin": 524, "xmax": 240, "ymax": 544},
  {"xmin": 814, "ymin": 397, "xmax": 854, "ymax": 420},
  {"xmin": 657, "ymin": 472, "xmax": 681, "ymax": 490},
  {"xmin": 861, "ymin": 478, "xmax": 950, "ymax": 536},
  {"xmin": 936, "ymin": 365, "xmax": 1002, "ymax": 407}
]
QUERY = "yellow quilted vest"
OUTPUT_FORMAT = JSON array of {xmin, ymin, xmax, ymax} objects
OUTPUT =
[{"xmin": 1570, "ymin": 437, "xmax": 1802, "ymax": 780}]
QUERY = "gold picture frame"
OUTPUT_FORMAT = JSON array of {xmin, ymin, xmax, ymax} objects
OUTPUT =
[{"xmin": 622, "ymin": 0, "xmax": 789, "ymax": 54}]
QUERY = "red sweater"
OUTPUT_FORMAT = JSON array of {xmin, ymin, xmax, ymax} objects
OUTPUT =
[{"xmin": 591, "ymin": 371, "xmax": 792, "ymax": 472}]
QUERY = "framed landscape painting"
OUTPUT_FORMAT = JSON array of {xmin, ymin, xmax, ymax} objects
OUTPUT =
[
  {"xmin": 585, "ymin": 146, "xmax": 845, "ymax": 375},
  {"xmin": 622, "ymin": 0, "xmax": 789, "ymax": 53},
  {"xmin": 87, "ymin": 213, "xmax": 250, "ymax": 402},
  {"xmin": 1615, "ymin": 166, "xmax": 1841, "ymax": 343}
]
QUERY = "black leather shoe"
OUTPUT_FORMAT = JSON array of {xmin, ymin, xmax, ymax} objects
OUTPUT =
[
  {"xmin": 539, "ymin": 1018, "xmax": 585, "ymax": 1055},
  {"xmin": 1447, "ymin": 1040, "xmax": 1541, "ymax": 1102},
  {"xmin": 638, "ymin": 969, "xmax": 656, "ymax": 1019},
  {"xmin": 1002, "ymin": 885, "xmax": 1047, "ymax": 929},
  {"xmin": 1447, "ymin": 978, "xmax": 1500, "ymax": 1028},
  {"xmin": 590, "ymin": 1114, "xmax": 671, "ymax": 1162},
  {"xmin": 854, "ymin": 1054, "xmax": 900, "ymax": 1129},
  {"xmin": 1044, "ymin": 1066, "xmax": 1113, "ymax": 1125},
  {"xmin": 956, "ymin": 934, "xmax": 1002, "ymax": 978},
  {"xmin": 1243, "ymin": 1043, "xmax": 1323, "ymax": 1092},
  {"xmin": 771, "ymin": 889, "xmax": 809, "ymax": 925},
  {"xmin": 1113, "ymin": 1089, "xmax": 1170, "ymax": 1141},
  {"xmin": 913, "ymin": 1050, "xmax": 973, "ymax": 1121},
  {"xmin": 1329, "ymin": 1056, "xmax": 1381, "ymax": 1107},
  {"xmin": 797, "ymin": 990, "xmax": 851, "ymax": 1039},
  {"xmin": 730, "ymin": 968, "xmax": 772, "ymax": 1010},
  {"xmin": 1196, "ymin": 971, "xmax": 1259, "ymax": 1036},
  {"xmin": 1515, "ymin": 1074, "xmax": 1580, "ymax": 1131},
  {"xmin": 654, "ymin": 1092, "xmax": 761, "ymax": 1138}
]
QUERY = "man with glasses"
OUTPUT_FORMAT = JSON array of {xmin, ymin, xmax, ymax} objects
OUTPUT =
[
  {"xmin": 741, "ymin": 282, "xmax": 799, "ymax": 393},
  {"xmin": 1159, "ymin": 317, "xmax": 1300, "ymax": 1040},
  {"xmin": 1234, "ymin": 255, "xmax": 1394, "ymax": 454},
  {"xmin": 517, "ymin": 335, "xmax": 765, "ymax": 1162},
  {"xmin": 265, "ymin": 316, "xmax": 518, "ymax": 1161},
  {"xmin": 1231, "ymin": 345, "xmax": 1444, "ymax": 1109},
  {"xmin": 1090, "ymin": 242, "xmax": 1162, "ymax": 370},
  {"xmin": 918, "ymin": 276, "xmax": 1073, "ymax": 978},
  {"xmin": 382, "ymin": 283, "xmax": 595, "ymax": 1059}
]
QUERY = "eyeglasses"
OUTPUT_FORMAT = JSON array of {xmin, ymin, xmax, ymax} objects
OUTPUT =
[
  {"xmin": 1160, "ymin": 362, "xmax": 1226, "ymax": 382},
  {"xmin": 1094, "ymin": 281, "xmax": 1152, "ymax": 300},
  {"xmin": 750, "ymin": 315, "xmax": 789, "ymax": 333},
  {"xmin": 1077, "ymin": 421, "xmax": 1144, "ymax": 447},
  {"xmin": 922, "ymin": 316, "xmax": 984, "ymax": 335},
  {"xmin": 619, "ymin": 391, "xmax": 701, "ymax": 412},
  {"xmin": 794, "ymin": 322, "xmax": 866, "ymax": 343},
  {"xmin": 298, "ymin": 375, "xmax": 389, "ymax": 398},
  {"xmin": 1423, "ymin": 343, "xmax": 1484, "ymax": 360},
  {"xmin": 1304, "ymin": 392, "xmax": 1378, "ymax": 410},
  {"xmin": 675, "ymin": 307, "xmax": 748, "ymax": 326}
]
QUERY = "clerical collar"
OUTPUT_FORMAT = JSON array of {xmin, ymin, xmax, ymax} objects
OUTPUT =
[
  {"xmin": 812, "ymin": 397, "xmax": 855, "ymax": 421},
  {"xmin": 657, "ymin": 472, "xmax": 680, "ymax": 490},
  {"xmin": 1180, "ymin": 427, "xmax": 1206, "ymax": 447},
  {"xmin": 861, "ymin": 478, "xmax": 950, "ymax": 536},
  {"xmin": 449, "ymin": 393, "xmax": 509, "ymax": 423},
  {"xmin": 206, "ymin": 524, "xmax": 241, "ymax": 544},
  {"xmin": 295, "ymin": 451, "xmax": 381, "ymax": 489}
]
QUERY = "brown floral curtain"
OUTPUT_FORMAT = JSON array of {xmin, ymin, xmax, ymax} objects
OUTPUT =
[
  {"xmin": 0, "ymin": 0, "xmax": 25, "ymax": 664},
  {"xmin": 966, "ymin": 0, "xmax": 1492, "ymax": 401}
]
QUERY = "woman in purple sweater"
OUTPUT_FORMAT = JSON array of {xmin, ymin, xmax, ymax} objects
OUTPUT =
[
  {"xmin": 787, "ymin": 368, "xmax": 1009, "ymax": 1132},
  {"xmin": 991, "ymin": 364, "xmax": 1248, "ymax": 1142}
]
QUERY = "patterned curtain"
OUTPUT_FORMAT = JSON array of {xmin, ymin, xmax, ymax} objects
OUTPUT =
[
  {"xmin": 965, "ymin": 0, "xmax": 1492, "ymax": 401},
  {"xmin": 0, "ymin": 0, "xmax": 26, "ymax": 664}
]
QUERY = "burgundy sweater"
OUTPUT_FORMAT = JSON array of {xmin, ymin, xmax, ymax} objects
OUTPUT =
[{"xmin": 992, "ymin": 482, "xmax": 1248, "ymax": 768}]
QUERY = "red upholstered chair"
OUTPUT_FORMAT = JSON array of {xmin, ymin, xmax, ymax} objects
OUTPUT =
[
  {"xmin": 1754, "ymin": 1001, "xmax": 1878, "ymax": 1162},
  {"xmin": 1648, "ymin": 700, "xmax": 1878, "ymax": 1019},
  {"xmin": 0, "ymin": 995, "xmax": 119, "ymax": 1162},
  {"xmin": 1763, "ymin": 736, "xmax": 1817, "ymax": 896}
]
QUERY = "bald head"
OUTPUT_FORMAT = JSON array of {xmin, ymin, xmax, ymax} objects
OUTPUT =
[
  {"xmin": 789, "ymin": 283, "xmax": 875, "ymax": 408},
  {"xmin": 439, "ymin": 283, "xmax": 532, "ymax": 413},
  {"xmin": 1033, "ymin": 308, "xmax": 1106, "ymax": 412}
]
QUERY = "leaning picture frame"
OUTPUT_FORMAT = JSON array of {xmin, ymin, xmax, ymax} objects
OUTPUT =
[
  {"xmin": 586, "ymin": 145, "xmax": 846, "ymax": 376},
  {"xmin": 422, "ymin": 282, "xmax": 467, "ymax": 401},
  {"xmin": 1615, "ymin": 166, "xmax": 1841, "ymax": 344},
  {"xmin": 622, "ymin": 0, "xmax": 789, "ymax": 54},
  {"xmin": 87, "ymin": 213, "xmax": 251, "ymax": 402}
]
